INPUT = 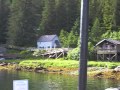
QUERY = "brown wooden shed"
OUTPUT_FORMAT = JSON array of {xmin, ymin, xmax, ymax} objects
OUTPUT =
[{"xmin": 95, "ymin": 39, "xmax": 120, "ymax": 61}]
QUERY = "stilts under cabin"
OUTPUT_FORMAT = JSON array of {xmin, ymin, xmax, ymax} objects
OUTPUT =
[{"xmin": 95, "ymin": 39, "xmax": 120, "ymax": 61}]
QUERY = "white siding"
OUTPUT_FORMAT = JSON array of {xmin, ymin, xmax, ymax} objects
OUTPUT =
[
  {"xmin": 37, "ymin": 42, "xmax": 52, "ymax": 49},
  {"xmin": 37, "ymin": 35, "xmax": 60, "ymax": 49}
]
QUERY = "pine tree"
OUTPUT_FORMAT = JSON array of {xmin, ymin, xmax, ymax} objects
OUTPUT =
[
  {"xmin": 55, "ymin": 0, "xmax": 67, "ymax": 34},
  {"xmin": 7, "ymin": 0, "xmax": 42, "ymax": 46},
  {"xmin": 59, "ymin": 29, "xmax": 69, "ymax": 47},
  {"xmin": 0, "ymin": 0, "xmax": 10, "ymax": 44},
  {"xmin": 114, "ymin": 0, "xmax": 120, "ymax": 31},
  {"xmin": 89, "ymin": 18, "xmax": 102, "ymax": 44},
  {"xmin": 68, "ymin": 31, "xmax": 78, "ymax": 48},
  {"xmin": 102, "ymin": 0, "xmax": 116, "ymax": 31},
  {"xmin": 40, "ymin": 0, "xmax": 56, "ymax": 35},
  {"xmin": 89, "ymin": 0, "xmax": 103, "ymax": 25},
  {"xmin": 67, "ymin": 18, "xmax": 79, "ymax": 48},
  {"xmin": 65, "ymin": 0, "xmax": 79, "ymax": 32}
]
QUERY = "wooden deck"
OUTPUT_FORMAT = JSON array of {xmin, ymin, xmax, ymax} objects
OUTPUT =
[{"xmin": 97, "ymin": 49, "xmax": 117, "ymax": 54}]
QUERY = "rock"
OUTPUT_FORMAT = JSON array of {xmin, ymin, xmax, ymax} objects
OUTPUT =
[
  {"xmin": 114, "ymin": 66, "xmax": 120, "ymax": 72},
  {"xmin": 35, "ymin": 67, "xmax": 46, "ymax": 71},
  {"xmin": 94, "ymin": 72, "xmax": 103, "ymax": 78},
  {"xmin": 0, "ymin": 62, "xmax": 7, "ymax": 66},
  {"xmin": 15, "ymin": 67, "xmax": 21, "ymax": 71},
  {"xmin": 105, "ymin": 87, "xmax": 119, "ymax": 90}
]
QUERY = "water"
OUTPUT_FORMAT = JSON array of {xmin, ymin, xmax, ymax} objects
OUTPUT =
[{"xmin": 0, "ymin": 70, "xmax": 120, "ymax": 90}]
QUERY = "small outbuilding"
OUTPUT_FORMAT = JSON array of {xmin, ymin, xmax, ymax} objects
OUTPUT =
[
  {"xmin": 95, "ymin": 39, "xmax": 120, "ymax": 61},
  {"xmin": 37, "ymin": 35, "xmax": 61, "ymax": 49}
]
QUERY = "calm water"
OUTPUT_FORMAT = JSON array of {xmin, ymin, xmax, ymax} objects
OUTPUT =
[{"xmin": 0, "ymin": 70, "xmax": 120, "ymax": 90}]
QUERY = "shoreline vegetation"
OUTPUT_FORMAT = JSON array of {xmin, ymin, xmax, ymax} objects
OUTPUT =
[{"xmin": 0, "ymin": 59, "xmax": 120, "ymax": 79}]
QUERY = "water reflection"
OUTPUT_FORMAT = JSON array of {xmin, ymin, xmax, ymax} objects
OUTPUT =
[
  {"xmin": 87, "ymin": 78, "xmax": 120, "ymax": 90},
  {"xmin": 0, "ymin": 70, "xmax": 120, "ymax": 90}
]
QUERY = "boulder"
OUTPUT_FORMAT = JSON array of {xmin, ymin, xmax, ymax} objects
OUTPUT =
[{"xmin": 114, "ymin": 66, "xmax": 120, "ymax": 72}]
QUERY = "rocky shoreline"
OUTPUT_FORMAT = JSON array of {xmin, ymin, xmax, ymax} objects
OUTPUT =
[{"xmin": 1, "ymin": 62, "xmax": 120, "ymax": 80}]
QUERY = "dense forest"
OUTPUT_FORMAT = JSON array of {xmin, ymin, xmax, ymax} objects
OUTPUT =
[{"xmin": 0, "ymin": 0, "xmax": 120, "ymax": 51}]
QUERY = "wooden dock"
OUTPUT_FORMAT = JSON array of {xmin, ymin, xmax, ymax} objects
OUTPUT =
[{"xmin": 40, "ymin": 48, "xmax": 69, "ymax": 58}]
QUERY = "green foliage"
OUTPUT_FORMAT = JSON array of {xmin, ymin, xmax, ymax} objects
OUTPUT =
[
  {"xmin": 32, "ymin": 49, "xmax": 46, "ymax": 57},
  {"xmin": 88, "ymin": 42, "xmax": 96, "ymax": 60},
  {"xmin": 68, "ymin": 31, "xmax": 78, "ymax": 48},
  {"xmin": 102, "ymin": 30, "xmax": 120, "ymax": 40},
  {"xmin": 67, "ymin": 18, "xmax": 79, "ymax": 48},
  {"xmin": 89, "ymin": 18, "xmax": 103, "ymax": 45},
  {"xmin": 20, "ymin": 50, "xmax": 33, "ymax": 59},
  {"xmin": 19, "ymin": 59, "xmax": 79, "ymax": 68},
  {"xmin": 88, "ymin": 61, "xmax": 120, "ymax": 69},
  {"xmin": 0, "ymin": 0, "xmax": 10, "ymax": 44},
  {"xmin": 40, "ymin": 0, "xmax": 57, "ymax": 35},
  {"xmin": 59, "ymin": 29, "xmax": 69, "ymax": 47},
  {"xmin": 102, "ymin": 0, "xmax": 116, "ymax": 31},
  {"xmin": 6, "ymin": 49, "xmax": 20, "ymax": 54},
  {"xmin": 107, "ymin": 64, "xmax": 117, "ymax": 69},
  {"xmin": 67, "ymin": 48, "xmax": 80, "ymax": 60},
  {"xmin": 7, "ymin": 0, "xmax": 42, "ymax": 46},
  {"xmin": 1, "ymin": 0, "xmax": 120, "ymax": 60},
  {"xmin": 0, "ymin": 59, "xmax": 23, "ymax": 63}
]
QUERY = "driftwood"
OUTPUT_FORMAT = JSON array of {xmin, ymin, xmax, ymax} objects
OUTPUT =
[{"xmin": 41, "ymin": 48, "xmax": 69, "ymax": 58}]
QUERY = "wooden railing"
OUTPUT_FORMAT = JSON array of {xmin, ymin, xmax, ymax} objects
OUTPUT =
[{"xmin": 97, "ymin": 49, "xmax": 117, "ymax": 54}]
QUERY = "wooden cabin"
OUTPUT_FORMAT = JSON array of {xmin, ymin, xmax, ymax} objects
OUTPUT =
[{"xmin": 95, "ymin": 39, "xmax": 120, "ymax": 61}]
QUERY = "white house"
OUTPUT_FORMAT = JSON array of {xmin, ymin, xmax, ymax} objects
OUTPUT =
[{"xmin": 37, "ymin": 35, "xmax": 61, "ymax": 49}]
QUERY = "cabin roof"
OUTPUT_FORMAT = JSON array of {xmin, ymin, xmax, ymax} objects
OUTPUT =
[
  {"xmin": 95, "ymin": 39, "xmax": 120, "ymax": 46},
  {"xmin": 37, "ymin": 35, "xmax": 57, "ymax": 42}
]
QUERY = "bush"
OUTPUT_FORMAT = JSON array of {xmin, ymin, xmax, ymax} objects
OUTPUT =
[
  {"xmin": 108, "ymin": 64, "xmax": 117, "ymax": 69},
  {"xmin": 67, "ymin": 48, "xmax": 80, "ymax": 60},
  {"xmin": 33, "ymin": 49, "xmax": 46, "ymax": 57},
  {"xmin": 20, "ymin": 50, "xmax": 33, "ymax": 59}
]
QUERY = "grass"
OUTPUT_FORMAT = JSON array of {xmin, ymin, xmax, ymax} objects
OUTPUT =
[
  {"xmin": 19, "ymin": 59, "xmax": 79, "ymax": 69},
  {"xmin": 0, "ymin": 59, "xmax": 24, "ymax": 63},
  {"xmin": 18, "ymin": 59, "xmax": 120, "ymax": 69},
  {"xmin": 1, "ymin": 59, "xmax": 120, "ymax": 69},
  {"xmin": 88, "ymin": 61, "xmax": 120, "ymax": 69}
]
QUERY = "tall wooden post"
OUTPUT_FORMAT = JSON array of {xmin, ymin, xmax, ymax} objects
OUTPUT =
[
  {"xmin": 78, "ymin": 0, "xmax": 89, "ymax": 90},
  {"xmin": 97, "ymin": 54, "xmax": 99, "ymax": 61}
]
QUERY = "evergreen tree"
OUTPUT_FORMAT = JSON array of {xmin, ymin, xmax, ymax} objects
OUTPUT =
[
  {"xmin": 67, "ymin": 18, "xmax": 79, "ymax": 48},
  {"xmin": 40, "ymin": 0, "xmax": 56, "ymax": 35},
  {"xmin": 7, "ymin": 0, "xmax": 42, "ymax": 46},
  {"xmin": 55, "ymin": 0, "xmax": 67, "ymax": 34},
  {"xmin": 0, "ymin": 0, "xmax": 10, "ymax": 44},
  {"xmin": 68, "ymin": 30, "xmax": 78, "ymax": 48},
  {"xmin": 89, "ymin": 18, "xmax": 102, "ymax": 44},
  {"xmin": 114, "ymin": 0, "xmax": 120, "ymax": 31},
  {"xmin": 59, "ymin": 29, "xmax": 69, "ymax": 47},
  {"xmin": 102, "ymin": 0, "xmax": 116, "ymax": 31},
  {"xmin": 65, "ymin": 0, "xmax": 79, "ymax": 32},
  {"xmin": 89, "ymin": 0, "xmax": 103, "ymax": 25}
]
